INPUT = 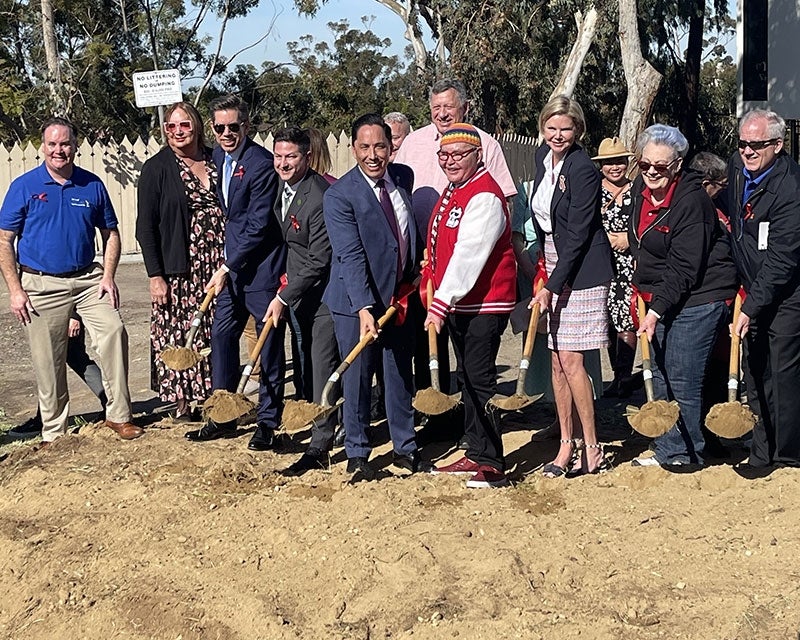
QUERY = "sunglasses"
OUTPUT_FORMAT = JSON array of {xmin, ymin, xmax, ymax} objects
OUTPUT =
[
  {"xmin": 436, "ymin": 147, "xmax": 478, "ymax": 162},
  {"xmin": 164, "ymin": 120, "xmax": 192, "ymax": 132},
  {"xmin": 638, "ymin": 157, "xmax": 679, "ymax": 173},
  {"xmin": 212, "ymin": 122, "xmax": 242, "ymax": 134},
  {"xmin": 737, "ymin": 138, "xmax": 778, "ymax": 151}
]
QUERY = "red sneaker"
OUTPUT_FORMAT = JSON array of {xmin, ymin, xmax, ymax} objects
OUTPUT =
[
  {"xmin": 466, "ymin": 465, "xmax": 509, "ymax": 488},
  {"xmin": 431, "ymin": 456, "xmax": 481, "ymax": 475}
]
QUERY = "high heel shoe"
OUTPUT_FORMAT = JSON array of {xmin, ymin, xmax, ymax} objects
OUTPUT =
[
  {"xmin": 542, "ymin": 439, "xmax": 577, "ymax": 478},
  {"xmin": 569, "ymin": 442, "xmax": 612, "ymax": 476}
]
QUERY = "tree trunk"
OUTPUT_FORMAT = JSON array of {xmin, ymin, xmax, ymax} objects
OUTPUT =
[
  {"xmin": 618, "ymin": 0, "xmax": 662, "ymax": 152},
  {"xmin": 680, "ymin": 0, "xmax": 705, "ymax": 151},
  {"xmin": 548, "ymin": 7, "xmax": 598, "ymax": 100},
  {"xmin": 41, "ymin": 0, "xmax": 65, "ymax": 116},
  {"xmin": 376, "ymin": 0, "xmax": 429, "ymax": 75}
]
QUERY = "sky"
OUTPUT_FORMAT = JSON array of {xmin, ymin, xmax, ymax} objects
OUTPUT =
[{"xmin": 200, "ymin": 0, "xmax": 418, "ymax": 72}]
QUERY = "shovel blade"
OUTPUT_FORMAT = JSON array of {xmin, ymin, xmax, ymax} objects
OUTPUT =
[
  {"xmin": 412, "ymin": 388, "xmax": 461, "ymax": 415},
  {"xmin": 488, "ymin": 392, "xmax": 545, "ymax": 412}
]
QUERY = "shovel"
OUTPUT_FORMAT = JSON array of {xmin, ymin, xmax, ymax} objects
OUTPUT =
[
  {"xmin": 412, "ymin": 280, "xmax": 461, "ymax": 415},
  {"xmin": 704, "ymin": 292, "xmax": 756, "ymax": 438},
  {"xmin": 488, "ymin": 278, "xmax": 545, "ymax": 411},
  {"xmin": 202, "ymin": 317, "xmax": 274, "ymax": 424},
  {"xmin": 281, "ymin": 299, "xmax": 407, "ymax": 431},
  {"xmin": 160, "ymin": 287, "xmax": 215, "ymax": 370},
  {"xmin": 626, "ymin": 295, "xmax": 680, "ymax": 437}
]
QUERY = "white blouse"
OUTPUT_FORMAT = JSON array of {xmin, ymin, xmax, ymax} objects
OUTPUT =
[{"xmin": 530, "ymin": 149, "xmax": 564, "ymax": 234}]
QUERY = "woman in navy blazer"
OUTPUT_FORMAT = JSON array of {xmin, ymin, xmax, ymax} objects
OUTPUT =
[{"xmin": 530, "ymin": 96, "xmax": 614, "ymax": 477}]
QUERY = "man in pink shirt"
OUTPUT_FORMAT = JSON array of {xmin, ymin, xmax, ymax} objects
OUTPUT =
[{"xmin": 395, "ymin": 78, "xmax": 517, "ymax": 234}]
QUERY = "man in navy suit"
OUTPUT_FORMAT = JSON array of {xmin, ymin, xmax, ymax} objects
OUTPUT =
[
  {"xmin": 323, "ymin": 113, "xmax": 426, "ymax": 481},
  {"xmin": 185, "ymin": 95, "xmax": 286, "ymax": 450}
]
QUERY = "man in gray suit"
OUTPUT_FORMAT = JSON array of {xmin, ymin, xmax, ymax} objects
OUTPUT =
[{"xmin": 264, "ymin": 126, "xmax": 340, "ymax": 475}]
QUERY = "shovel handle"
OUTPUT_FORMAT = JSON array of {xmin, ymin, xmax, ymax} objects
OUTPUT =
[
  {"xmin": 320, "ymin": 304, "xmax": 399, "ymax": 407},
  {"xmin": 183, "ymin": 287, "xmax": 216, "ymax": 349},
  {"xmin": 426, "ymin": 279, "xmax": 442, "ymax": 392},
  {"xmin": 727, "ymin": 292, "xmax": 743, "ymax": 403},
  {"xmin": 515, "ymin": 278, "xmax": 545, "ymax": 396},
  {"xmin": 236, "ymin": 317, "xmax": 274, "ymax": 394},
  {"xmin": 637, "ymin": 296, "xmax": 655, "ymax": 403}
]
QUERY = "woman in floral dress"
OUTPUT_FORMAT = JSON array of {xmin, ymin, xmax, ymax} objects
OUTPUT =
[
  {"xmin": 136, "ymin": 102, "xmax": 224, "ymax": 419},
  {"xmin": 592, "ymin": 137, "xmax": 635, "ymax": 397}
]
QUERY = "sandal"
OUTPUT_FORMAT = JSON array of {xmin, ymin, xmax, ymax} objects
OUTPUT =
[
  {"xmin": 542, "ymin": 439, "xmax": 576, "ymax": 478},
  {"xmin": 568, "ymin": 443, "xmax": 612, "ymax": 476}
]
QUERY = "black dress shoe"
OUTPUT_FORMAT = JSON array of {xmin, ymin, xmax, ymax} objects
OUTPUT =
[
  {"xmin": 392, "ymin": 450, "xmax": 433, "ymax": 474},
  {"xmin": 346, "ymin": 456, "xmax": 376, "ymax": 482},
  {"xmin": 281, "ymin": 449, "xmax": 327, "ymax": 476},
  {"xmin": 185, "ymin": 419, "xmax": 237, "ymax": 441},
  {"xmin": 248, "ymin": 425, "xmax": 275, "ymax": 451},
  {"xmin": 332, "ymin": 424, "xmax": 346, "ymax": 448}
]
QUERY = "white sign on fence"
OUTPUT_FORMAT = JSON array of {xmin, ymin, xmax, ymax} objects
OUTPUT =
[{"xmin": 132, "ymin": 70, "xmax": 183, "ymax": 108}]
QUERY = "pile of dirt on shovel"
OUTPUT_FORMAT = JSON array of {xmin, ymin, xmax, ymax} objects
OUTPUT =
[
  {"xmin": 160, "ymin": 346, "xmax": 204, "ymax": 370},
  {"xmin": 281, "ymin": 399, "xmax": 327, "ymax": 432},
  {"xmin": 413, "ymin": 387, "xmax": 458, "ymax": 414},
  {"xmin": 203, "ymin": 390, "xmax": 254, "ymax": 423}
]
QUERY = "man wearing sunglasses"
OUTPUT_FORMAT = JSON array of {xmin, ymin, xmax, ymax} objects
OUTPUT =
[
  {"xmin": 185, "ymin": 95, "xmax": 286, "ymax": 451},
  {"xmin": 727, "ymin": 108, "xmax": 800, "ymax": 468}
]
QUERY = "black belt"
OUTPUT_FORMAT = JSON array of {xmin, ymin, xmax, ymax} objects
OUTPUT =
[{"xmin": 20, "ymin": 263, "xmax": 95, "ymax": 278}]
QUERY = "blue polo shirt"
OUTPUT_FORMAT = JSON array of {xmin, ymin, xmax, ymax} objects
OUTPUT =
[{"xmin": 0, "ymin": 163, "xmax": 118, "ymax": 273}]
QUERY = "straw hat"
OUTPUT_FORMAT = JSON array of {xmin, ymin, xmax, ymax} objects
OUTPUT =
[{"xmin": 592, "ymin": 137, "xmax": 633, "ymax": 160}]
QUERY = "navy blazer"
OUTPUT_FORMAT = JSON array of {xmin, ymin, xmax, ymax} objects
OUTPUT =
[
  {"xmin": 531, "ymin": 143, "xmax": 613, "ymax": 292},
  {"xmin": 273, "ymin": 169, "xmax": 332, "ymax": 309},
  {"xmin": 213, "ymin": 137, "xmax": 285, "ymax": 292},
  {"xmin": 323, "ymin": 163, "xmax": 417, "ymax": 315}
]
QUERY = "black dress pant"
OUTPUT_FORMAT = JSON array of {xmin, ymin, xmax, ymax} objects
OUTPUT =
[
  {"xmin": 742, "ymin": 288, "xmax": 800, "ymax": 466},
  {"xmin": 448, "ymin": 313, "xmax": 508, "ymax": 469}
]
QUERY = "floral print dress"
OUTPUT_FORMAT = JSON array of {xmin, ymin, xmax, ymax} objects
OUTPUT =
[
  {"xmin": 601, "ymin": 184, "xmax": 635, "ymax": 333},
  {"xmin": 150, "ymin": 153, "xmax": 225, "ymax": 402}
]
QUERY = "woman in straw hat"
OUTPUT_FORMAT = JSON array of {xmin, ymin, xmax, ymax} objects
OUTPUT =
[{"xmin": 592, "ymin": 137, "xmax": 636, "ymax": 398}]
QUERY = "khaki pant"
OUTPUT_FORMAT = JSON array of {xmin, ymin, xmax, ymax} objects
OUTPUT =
[{"xmin": 23, "ymin": 265, "xmax": 131, "ymax": 441}]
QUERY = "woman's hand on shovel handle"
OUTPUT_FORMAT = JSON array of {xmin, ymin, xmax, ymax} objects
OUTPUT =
[
  {"xmin": 359, "ymin": 308, "xmax": 379, "ymax": 340},
  {"xmin": 734, "ymin": 310, "xmax": 750, "ymax": 338},
  {"xmin": 637, "ymin": 311, "xmax": 658, "ymax": 342},
  {"xmin": 263, "ymin": 296, "xmax": 286, "ymax": 326},
  {"xmin": 206, "ymin": 267, "xmax": 228, "ymax": 294},
  {"xmin": 424, "ymin": 311, "xmax": 444, "ymax": 334},
  {"xmin": 531, "ymin": 287, "xmax": 552, "ymax": 312},
  {"xmin": 149, "ymin": 276, "xmax": 169, "ymax": 306}
]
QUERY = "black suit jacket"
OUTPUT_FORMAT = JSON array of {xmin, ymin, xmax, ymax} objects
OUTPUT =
[
  {"xmin": 531, "ymin": 143, "xmax": 613, "ymax": 292},
  {"xmin": 274, "ymin": 169, "xmax": 332, "ymax": 309},
  {"xmin": 136, "ymin": 145, "xmax": 214, "ymax": 277},
  {"xmin": 213, "ymin": 137, "xmax": 285, "ymax": 292}
]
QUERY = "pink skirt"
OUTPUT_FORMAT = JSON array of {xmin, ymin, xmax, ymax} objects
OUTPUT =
[{"xmin": 544, "ymin": 236, "xmax": 610, "ymax": 351}]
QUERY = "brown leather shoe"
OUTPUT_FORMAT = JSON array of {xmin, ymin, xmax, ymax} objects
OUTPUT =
[{"xmin": 105, "ymin": 420, "xmax": 144, "ymax": 440}]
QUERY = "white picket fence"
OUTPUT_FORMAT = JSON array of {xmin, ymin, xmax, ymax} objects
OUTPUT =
[{"xmin": 0, "ymin": 131, "xmax": 537, "ymax": 255}]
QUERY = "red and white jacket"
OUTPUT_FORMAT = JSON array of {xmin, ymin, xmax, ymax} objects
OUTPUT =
[{"xmin": 427, "ymin": 167, "xmax": 516, "ymax": 318}]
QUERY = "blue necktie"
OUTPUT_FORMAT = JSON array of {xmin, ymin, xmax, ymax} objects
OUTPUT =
[{"xmin": 223, "ymin": 154, "xmax": 233, "ymax": 204}]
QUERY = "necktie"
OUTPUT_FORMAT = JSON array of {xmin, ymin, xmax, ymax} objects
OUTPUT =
[
  {"xmin": 282, "ymin": 184, "xmax": 293, "ymax": 220},
  {"xmin": 222, "ymin": 154, "xmax": 233, "ymax": 205},
  {"xmin": 376, "ymin": 178, "xmax": 404, "ymax": 279}
]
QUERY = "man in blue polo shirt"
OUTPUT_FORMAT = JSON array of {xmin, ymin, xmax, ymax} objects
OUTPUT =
[{"xmin": 0, "ymin": 117, "xmax": 142, "ymax": 442}]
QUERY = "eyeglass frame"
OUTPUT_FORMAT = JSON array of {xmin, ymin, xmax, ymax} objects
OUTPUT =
[
  {"xmin": 164, "ymin": 120, "xmax": 193, "ymax": 133},
  {"xmin": 637, "ymin": 157, "xmax": 680, "ymax": 174},
  {"xmin": 212, "ymin": 122, "xmax": 243, "ymax": 134},
  {"xmin": 737, "ymin": 138, "xmax": 779, "ymax": 151},
  {"xmin": 436, "ymin": 147, "xmax": 479, "ymax": 162}
]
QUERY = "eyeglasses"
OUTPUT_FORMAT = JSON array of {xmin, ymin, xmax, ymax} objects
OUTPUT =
[
  {"xmin": 737, "ymin": 138, "xmax": 778, "ymax": 151},
  {"xmin": 637, "ymin": 157, "xmax": 679, "ymax": 173},
  {"xmin": 436, "ymin": 147, "xmax": 478, "ymax": 162},
  {"xmin": 212, "ymin": 122, "xmax": 242, "ymax": 134},
  {"xmin": 164, "ymin": 120, "xmax": 193, "ymax": 132}
]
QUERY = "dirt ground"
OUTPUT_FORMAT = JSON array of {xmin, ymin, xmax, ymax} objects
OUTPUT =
[{"xmin": 0, "ymin": 262, "xmax": 798, "ymax": 640}]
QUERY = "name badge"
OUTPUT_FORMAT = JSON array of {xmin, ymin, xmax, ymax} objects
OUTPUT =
[
  {"xmin": 758, "ymin": 221, "xmax": 769, "ymax": 250},
  {"xmin": 70, "ymin": 197, "xmax": 91, "ymax": 208},
  {"xmin": 445, "ymin": 206, "xmax": 463, "ymax": 228}
]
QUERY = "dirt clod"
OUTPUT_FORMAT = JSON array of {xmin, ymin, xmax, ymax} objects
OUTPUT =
[
  {"xmin": 705, "ymin": 401, "xmax": 757, "ymax": 438},
  {"xmin": 160, "ymin": 346, "xmax": 205, "ymax": 370},
  {"xmin": 627, "ymin": 399, "xmax": 680, "ymax": 437},
  {"xmin": 202, "ymin": 390, "xmax": 254, "ymax": 423},
  {"xmin": 412, "ymin": 387, "xmax": 460, "ymax": 415}
]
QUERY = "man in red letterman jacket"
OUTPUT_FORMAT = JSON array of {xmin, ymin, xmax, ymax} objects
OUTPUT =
[{"xmin": 424, "ymin": 123, "xmax": 517, "ymax": 488}]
